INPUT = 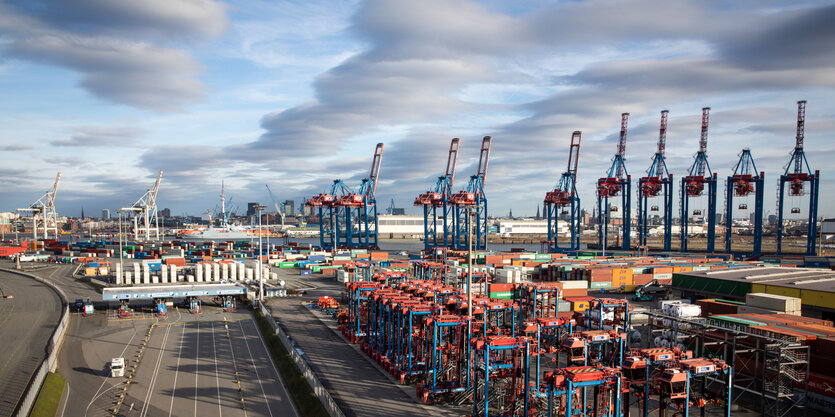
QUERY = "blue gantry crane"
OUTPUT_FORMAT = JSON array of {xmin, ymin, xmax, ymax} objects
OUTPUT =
[
  {"xmin": 597, "ymin": 113, "xmax": 631, "ymax": 252},
  {"xmin": 544, "ymin": 131, "xmax": 582, "ymax": 252},
  {"xmin": 725, "ymin": 149, "xmax": 764, "ymax": 258},
  {"xmin": 306, "ymin": 143, "xmax": 384, "ymax": 249},
  {"xmin": 778, "ymin": 100, "xmax": 820, "ymax": 256},
  {"xmin": 414, "ymin": 138, "xmax": 460, "ymax": 249},
  {"xmin": 451, "ymin": 136, "xmax": 492, "ymax": 251},
  {"xmin": 681, "ymin": 108, "xmax": 718, "ymax": 253},
  {"xmin": 638, "ymin": 110, "xmax": 674, "ymax": 252}
]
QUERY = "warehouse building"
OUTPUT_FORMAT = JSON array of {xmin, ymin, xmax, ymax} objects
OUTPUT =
[{"xmin": 673, "ymin": 267, "xmax": 835, "ymax": 320}]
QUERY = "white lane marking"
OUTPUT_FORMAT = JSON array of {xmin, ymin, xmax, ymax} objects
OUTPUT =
[
  {"xmin": 225, "ymin": 320, "xmax": 247, "ymax": 417},
  {"xmin": 212, "ymin": 321, "xmax": 222, "ymax": 416},
  {"xmin": 140, "ymin": 323, "xmax": 172, "ymax": 417},
  {"xmin": 249, "ymin": 319, "xmax": 300, "ymax": 417},
  {"xmin": 58, "ymin": 383, "xmax": 69, "ymax": 417},
  {"xmin": 193, "ymin": 321, "xmax": 200, "ymax": 417},
  {"xmin": 85, "ymin": 327, "xmax": 137, "ymax": 416},
  {"xmin": 168, "ymin": 322, "xmax": 188, "ymax": 417},
  {"xmin": 238, "ymin": 320, "xmax": 274, "ymax": 417}
]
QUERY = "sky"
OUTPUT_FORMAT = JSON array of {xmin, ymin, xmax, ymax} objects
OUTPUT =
[{"xmin": 1, "ymin": 0, "xmax": 834, "ymax": 220}]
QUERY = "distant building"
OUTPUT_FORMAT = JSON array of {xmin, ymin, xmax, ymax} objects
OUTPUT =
[
  {"xmin": 378, "ymin": 215, "xmax": 425, "ymax": 235},
  {"xmin": 282, "ymin": 200, "xmax": 295, "ymax": 217},
  {"xmin": 101, "ymin": 209, "xmax": 110, "ymax": 219},
  {"xmin": 497, "ymin": 219, "xmax": 557, "ymax": 235},
  {"xmin": 247, "ymin": 202, "xmax": 259, "ymax": 217},
  {"xmin": 159, "ymin": 208, "xmax": 171, "ymax": 218}
]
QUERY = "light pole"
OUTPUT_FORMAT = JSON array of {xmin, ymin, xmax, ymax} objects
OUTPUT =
[
  {"xmin": 254, "ymin": 204, "xmax": 266, "ymax": 301},
  {"xmin": 467, "ymin": 208, "xmax": 474, "ymax": 318},
  {"xmin": 118, "ymin": 210, "xmax": 124, "ymax": 285}
]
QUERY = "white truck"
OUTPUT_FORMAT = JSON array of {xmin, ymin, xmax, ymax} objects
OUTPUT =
[{"xmin": 110, "ymin": 357, "xmax": 125, "ymax": 377}]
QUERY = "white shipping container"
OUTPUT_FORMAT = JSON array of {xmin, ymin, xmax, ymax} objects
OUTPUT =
[
  {"xmin": 560, "ymin": 280, "xmax": 588, "ymax": 290},
  {"xmin": 745, "ymin": 293, "xmax": 801, "ymax": 312}
]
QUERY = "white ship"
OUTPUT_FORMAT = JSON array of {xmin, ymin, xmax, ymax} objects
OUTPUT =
[{"xmin": 180, "ymin": 181, "xmax": 255, "ymax": 241}]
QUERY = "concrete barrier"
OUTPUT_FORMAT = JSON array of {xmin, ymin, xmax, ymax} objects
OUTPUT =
[{"xmin": 257, "ymin": 301, "xmax": 345, "ymax": 417}]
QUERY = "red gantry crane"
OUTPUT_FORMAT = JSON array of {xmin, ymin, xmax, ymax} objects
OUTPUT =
[
  {"xmin": 306, "ymin": 143, "xmax": 384, "ymax": 249},
  {"xmin": 777, "ymin": 100, "xmax": 820, "ymax": 255},
  {"xmin": 415, "ymin": 138, "xmax": 460, "ymax": 250},
  {"xmin": 597, "ymin": 113, "xmax": 632, "ymax": 252},
  {"xmin": 725, "ymin": 148, "xmax": 764, "ymax": 258},
  {"xmin": 638, "ymin": 111, "xmax": 674, "ymax": 252},
  {"xmin": 680, "ymin": 108, "xmax": 717, "ymax": 253},
  {"xmin": 450, "ymin": 136, "xmax": 492, "ymax": 250},
  {"xmin": 544, "ymin": 131, "xmax": 582, "ymax": 252}
]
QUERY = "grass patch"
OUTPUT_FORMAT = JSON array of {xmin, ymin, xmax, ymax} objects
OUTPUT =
[
  {"xmin": 29, "ymin": 372, "xmax": 65, "ymax": 417},
  {"xmin": 249, "ymin": 304, "xmax": 330, "ymax": 417}
]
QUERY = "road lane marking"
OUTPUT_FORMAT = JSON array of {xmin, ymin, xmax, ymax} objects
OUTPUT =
[
  {"xmin": 212, "ymin": 321, "xmax": 222, "ymax": 416},
  {"xmin": 58, "ymin": 383, "xmax": 69, "ymax": 417},
  {"xmin": 141, "ymin": 322, "xmax": 172, "ymax": 417},
  {"xmin": 250, "ymin": 318, "xmax": 301, "ymax": 417},
  {"xmin": 238, "ymin": 320, "xmax": 274, "ymax": 417},
  {"xmin": 168, "ymin": 322, "xmax": 187, "ymax": 417},
  {"xmin": 193, "ymin": 321, "xmax": 200, "ymax": 417},
  {"xmin": 85, "ymin": 327, "xmax": 137, "ymax": 416},
  {"xmin": 224, "ymin": 320, "xmax": 247, "ymax": 417}
]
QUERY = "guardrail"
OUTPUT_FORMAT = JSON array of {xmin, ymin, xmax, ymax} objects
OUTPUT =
[
  {"xmin": 256, "ymin": 300, "xmax": 346, "ymax": 417},
  {"xmin": 1, "ymin": 268, "xmax": 70, "ymax": 417}
]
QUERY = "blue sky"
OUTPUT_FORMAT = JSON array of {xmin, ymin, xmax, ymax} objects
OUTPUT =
[{"xmin": 1, "ymin": 0, "xmax": 834, "ymax": 220}]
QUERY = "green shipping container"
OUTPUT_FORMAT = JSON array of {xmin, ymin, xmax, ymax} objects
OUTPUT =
[
  {"xmin": 490, "ymin": 292, "xmax": 512, "ymax": 299},
  {"xmin": 590, "ymin": 281, "xmax": 613, "ymax": 289}
]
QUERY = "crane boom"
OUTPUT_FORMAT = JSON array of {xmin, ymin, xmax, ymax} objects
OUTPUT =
[
  {"xmin": 658, "ymin": 110, "xmax": 669, "ymax": 155},
  {"xmin": 794, "ymin": 100, "xmax": 806, "ymax": 174},
  {"xmin": 567, "ymin": 131, "xmax": 581, "ymax": 178},
  {"xmin": 616, "ymin": 113, "xmax": 629, "ymax": 177},
  {"xmin": 445, "ymin": 138, "xmax": 460, "ymax": 188},
  {"xmin": 696, "ymin": 107, "xmax": 710, "ymax": 176},
  {"xmin": 476, "ymin": 136, "xmax": 492, "ymax": 184},
  {"xmin": 149, "ymin": 170, "xmax": 162, "ymax": 206},
  {"xmin": 368, "ymin": 143, "xmax": 384, "ymax": 197},
  {"xmin": 48, "ymin": 172, "xmax": 61, "ymax": 206}
]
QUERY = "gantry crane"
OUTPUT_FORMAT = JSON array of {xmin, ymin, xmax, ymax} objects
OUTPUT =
[
  {"xmin": 307, "ymin": 143, "xmax": 384, "ymax": 249},
  {"xmin": 265, "ymin": 184, "xmax": 286, "ymax": 228},
  {"xmin": 638, "ymin": 111, "xmax": 674, "ymax": 252},
  {"xmin": 777, "ymin": 100, "xmax": 820, "ymax": 255},
  {"xmin": 451, "ymin": 136, "xmax": 492, "ymax": 250},
  {"xmin": 544, "ymin": 131, "xmax": 582, "ymax": 252},
  {"xmin": 120, "ymin": 170, "xmax": 163, "ymax": 241},
  {"xmin": 597, "ymin": 113, "xmax": 631, "ymax": 252},
  {"xmin": 16, "ymin": 172, "xmax": 61, "ymax": 240},
  {"xmin": 725, "ymin": 149, "xmax": 764, "ymax": 258},
  {"xmin": 680, "ymin": 108, "xmax": 717, "ymax": 253},
  {"xmin": 414, "ymin": 138, "xmax": 460, "ymax": 249}
]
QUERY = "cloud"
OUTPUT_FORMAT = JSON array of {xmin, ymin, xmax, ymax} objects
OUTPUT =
[
  {"xmin": 0, "ymin": 144, "xmax": 33, "ymax": 151},
  {"xmin": 0, "ymin": 0, "xmax": 226, "ymax": 110},
  {"xmin": 4, "ymin": 0, "xmax": 227, "ymax": 38},
  {"xmin": 50, "ymin": 126, "xmax": 145, "ymax": 147}
]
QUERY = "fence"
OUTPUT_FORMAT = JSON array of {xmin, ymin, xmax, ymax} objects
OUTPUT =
[
  {"xmin": 256, "ymin": 300, "xmax": 346, "ymax": 417},
  {"xmin": 2, "ymin": 268, "xmax": 70, "ymax": 417}
]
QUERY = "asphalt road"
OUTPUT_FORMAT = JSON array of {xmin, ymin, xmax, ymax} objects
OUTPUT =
[
  {"xmin": 122, "ymin": 317, "xmax": 297, "ymax": 417},
  {"xmin": 0, "ymin": 268, "xmax": 63, "ymax": 417}
]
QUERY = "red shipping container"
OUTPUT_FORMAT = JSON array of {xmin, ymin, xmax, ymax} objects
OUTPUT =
[
  {"xmin": 562, "ymin": 288, "xmax": 588, "ymax": 297},
  {"xmin": 634, "ymin": 274, "xmax": 653, "ymax": 285}
]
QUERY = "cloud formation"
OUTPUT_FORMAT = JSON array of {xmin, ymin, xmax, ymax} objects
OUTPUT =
[
  {"xmin": 51, "ymin": 126, "xmax": 145, "ymax": 147},
  {"xmin": 0, "ymin": 0, "xmax": 227, "ymax": 110}
]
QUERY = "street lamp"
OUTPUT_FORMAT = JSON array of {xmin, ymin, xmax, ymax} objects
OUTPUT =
[
  {"xmin": 254, "ymin": 204, "xmax": 266, "ymax": 301},
  {"xmin": 467, "ymin": 208, "xmax": 475, "ymax": 318},
  {"xmin": 117, "ymin": 210, "xmax": 124, "ymax": 285}
]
